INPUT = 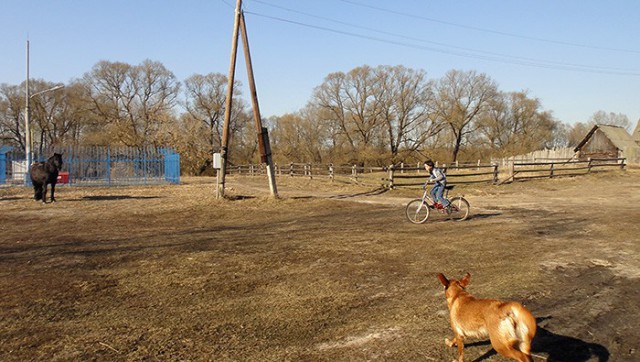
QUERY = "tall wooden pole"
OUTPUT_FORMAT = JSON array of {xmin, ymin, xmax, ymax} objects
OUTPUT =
[
  {"xmin": 239, "ymin": 12, "xmax": 278, "ymax": 197},
  {"xmin": 25, "ymin": 40, "xmax": 32, "ymax": 180},
  {"xmin": 218, "ymin": 0, "xmax": 243, "ymax": 198}
]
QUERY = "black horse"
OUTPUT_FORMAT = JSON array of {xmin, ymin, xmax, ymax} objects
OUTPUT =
[{"xmin": 30, "ymin": 153, "xmax": 64, "ymax": 203}]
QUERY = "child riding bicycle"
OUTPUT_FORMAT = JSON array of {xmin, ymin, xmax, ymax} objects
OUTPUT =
[{"xmin": 424, "ymin": 160, "xmax": 450, "ymax": 212}]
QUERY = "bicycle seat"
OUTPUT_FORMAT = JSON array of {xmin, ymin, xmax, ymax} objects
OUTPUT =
[{"xmin": 445, "ymin": 185, "xmax": 455, "ymax": 190}]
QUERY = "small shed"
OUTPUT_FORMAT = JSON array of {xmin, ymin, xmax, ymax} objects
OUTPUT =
[{"xmin": 574, "ymin": 124, "xmax": 640, "ymax": 163}]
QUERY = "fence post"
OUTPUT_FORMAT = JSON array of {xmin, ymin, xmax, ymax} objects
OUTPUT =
[
  {"xmin": 66, "ymin": 151, "xmax": 73, "ymax": 185},
  {"xmin": 509, "ymin": 157, "xmax": 515, "ymax": 180},
  {"xmin": 587, "ymin": 158, "xmax": 592, "ymax": 173},
  {"xmin": 400, "ymin": 162, "xmax": 404, "ymax": 174},
  {"xmin": 492, "ymin": 164, "xmax": 498, "ymax": 184},
  {"xmin": 352, "ymin": 164, "xmax": 357, "ymax": 181},
  {"xmin": 289, "ymin": 162, "xmax": 294, "ymax": 177},
  {"xmin": 620, "ymin": 158, "xmax": 626, "ymax": 170},
  {"xmin": 106, "ymin": 147, "xmax": 111, "ymax": 185},
  {"xmin": 550, "ymin": 162, "xmax": 554, "ymax": 178},
  {"xmin": 388, "ymin": 164, "xmax": 395, "ymax": 189},
  {"xmin": 329, "ymin": 163, "xmax": 334, "ymax": 181}
]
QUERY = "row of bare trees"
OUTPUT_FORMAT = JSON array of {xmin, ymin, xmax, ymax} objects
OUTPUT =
[
  {"xmin": 271, "ymin": 66, "xmax": 562, "ymax": 165},
  {"xmin": 1, "ymin": 60, "xmax": 633, "ymax": 174}
]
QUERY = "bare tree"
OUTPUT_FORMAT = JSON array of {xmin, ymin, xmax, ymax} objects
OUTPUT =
[
  {"xmin": 0, "ymin": 80, "xmax": 82, "ymax": 155},
  {"xmin": 0, "ymin": 83, "xmax": 25, "ymax": 151},
  {"xmin": 268, "ymin": 104, "xmax": 329, "ymax": 164},
  {"xmin": 566, "ymin": 122, "xmax": 592, "ymax": 147},
  {"xmin": 82, "ymin": 60, "xmax": 180, "ymax": 147},
  {"xmin": 432, "ymin": 70, "xmax": 498, "ymax": 162},
  {"xmin": 589, "ymin": 110, "xmax": 631, "ymax": 132},
  {"xmin": 376, "ymin": 65, "xmax": 444, "ymax": 163},
  {"xmin": 27, "ymin": 80, "xmax": 74, "ymax": 154},
  {"xmin": 182, "ymin": 72, "xmax": 255, "ymax": 169},
  {"xmin": 185, "ymin": 73, "xmax": 235, "ymax": 150},
  {"xmin": 312, "ymin": 65, "xmax": 385, "ymax": 165},
  {"xmin": 478, "ymin": 91, "xmax": 557, "ymax": 157}
]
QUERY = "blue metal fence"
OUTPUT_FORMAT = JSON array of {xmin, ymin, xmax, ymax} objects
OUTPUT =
[
  {"xmin": 0, "ymin": 146, "xmax": 13, "ymax": 185},
  {"xmin": 1, "ymin": 145, "xmax": 180, "ymax": 186}
]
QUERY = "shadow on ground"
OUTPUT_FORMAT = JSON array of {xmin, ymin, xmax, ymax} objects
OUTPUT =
[
  {"xmin": 79, "ymin": 195, "xmax": 161, "ymax": 201},
  {"xmin": 463, "ymin": 322, "xmax": 609, "ymax": 362}
]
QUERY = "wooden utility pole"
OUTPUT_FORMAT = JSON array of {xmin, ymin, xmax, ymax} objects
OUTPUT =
[
  {"xmin": 218, "ymin": 0, "xmax": 243, "ymax": 198},
  {"xmin": 239, "ymin": 12, "xmax": 278, "ymax": 197},
  {"xmin": 217, "ymin": 0, "xmax": 278, "ymax": 198}
]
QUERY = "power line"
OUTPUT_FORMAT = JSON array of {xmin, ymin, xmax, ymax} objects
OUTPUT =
[
  {"xmin": 338, "ymin": 0, "xmax": 640, "ymax": 55},
  {"xmin": 243, "ymin": 9, "xmax": 640, "ymax": 76},
  {"xmin": 247, "ymin": 0, "xmax": 639, "ymax": 75},
  {"xmin": 220, "ymin": 0, "xmax": 235, "ymax": 9}
]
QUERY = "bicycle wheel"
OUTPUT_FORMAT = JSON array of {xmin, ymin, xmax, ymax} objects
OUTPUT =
[
  {"xmin": 448, "ymin": 197, "xmax": 470, "ymax": 221},
  {"xmin": 405, "ymin": 199, "xmax": 430, "ymax": 224}
]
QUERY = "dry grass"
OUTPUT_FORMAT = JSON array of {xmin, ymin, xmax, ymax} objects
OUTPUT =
[{"xmin": 1, "ymin": 170, "xmax": 639, "ymax": 361}]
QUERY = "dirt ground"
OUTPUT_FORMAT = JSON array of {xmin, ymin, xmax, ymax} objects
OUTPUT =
[{"xmin": 1, "ymin": 169, "xmax": 639, "ymax": 362}]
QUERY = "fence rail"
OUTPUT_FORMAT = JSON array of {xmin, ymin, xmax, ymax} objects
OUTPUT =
[
  {"xmin": 386, "ymin": 164, "xmax": 499, "ymax": 188},
  {"xmin": 507, "ymin": 157, "xmax": 625, "ymax": 183},
  {"xmin": 227, "ymin": 157, "xmax": 626, "ymax": 189}
]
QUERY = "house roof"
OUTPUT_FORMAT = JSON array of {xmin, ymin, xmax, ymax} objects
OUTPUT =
[
  {"xmin": 633, "ymin": 120, "xmax": 640, "ymax": 143},
  {"xmin": 574, "ymin": 124, "xmax": 639, "ymax": 153}
]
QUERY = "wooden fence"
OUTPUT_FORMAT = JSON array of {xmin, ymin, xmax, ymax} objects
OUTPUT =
[
  {"xmin": 387, "ymin": 163, "xmax": 499, "ymax": 188},
  {"xmin": 506, "ymin": 157, "xmax": 626, "ymax": 183},
  {"xmin": 228, "ymin": 163, "xmax": 386, "ymax": 186},
  {"xmin": 227, "ymin": 162, "xmax": 498, "ymax": 187},
  {"xmin": 492, "ymin": 147, "xmax": 577, "ymax": 165},
  {"xmin": 228, "ymin": 157, "xmax": 626, "ymax": 188}
]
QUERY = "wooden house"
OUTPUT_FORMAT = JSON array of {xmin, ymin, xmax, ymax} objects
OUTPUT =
[{"xmin": 574, "ymin": 124, "xmax": 640, "ymax": 163}]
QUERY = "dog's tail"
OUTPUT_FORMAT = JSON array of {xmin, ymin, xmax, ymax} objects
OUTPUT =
[{"xmin": 504, "ymin": 302, "xmax": 536, "ymax": 355}]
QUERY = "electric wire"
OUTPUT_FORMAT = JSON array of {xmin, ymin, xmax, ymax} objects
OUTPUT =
[
  {"xmin": 338, "ymin": 0, "xmax": 640, "ymax": 55},
  {"xmin": 247, "ymin": 0, "xmax": 640, "ymax": 75},
  {"xmin": 243, "ymin": 9, "xmax": 640, "ymax": 76}
]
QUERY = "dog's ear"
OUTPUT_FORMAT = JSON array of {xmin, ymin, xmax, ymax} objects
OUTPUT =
[
  {"xmin": 459, "ymin": 272, "xmax": 471, "ymax": 288},
  {"xmin": 437, "ymin": 273, "xmax": 449, "ymax": 287}
]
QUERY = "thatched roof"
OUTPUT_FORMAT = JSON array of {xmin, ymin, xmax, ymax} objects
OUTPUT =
[
  {"xmin": 574, "ymin": 124, "xmax": 640, "ymax": 163},
  {"xmin": 633, "ymin": 120, "xmax": 640, "ymax": 143},
  {"xmin": 574, "ymin": 124, "xmax": 639, "ymax": 153}
]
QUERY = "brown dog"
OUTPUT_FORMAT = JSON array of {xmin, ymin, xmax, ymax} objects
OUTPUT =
[{"xmin": 437, "ymin": 272, "xmax": 536, "ymax": 362}]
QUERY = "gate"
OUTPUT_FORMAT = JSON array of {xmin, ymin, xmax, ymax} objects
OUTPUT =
[
  {"xmin": 161, "ymin": 148, "xmax": 180, "ymax": 184},
  {"xmin": 0, "ymin": 146, "xmax": 13, "ymax": 185}
]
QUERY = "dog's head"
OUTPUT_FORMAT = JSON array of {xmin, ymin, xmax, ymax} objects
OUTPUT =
[{"xmin": 437, "ymin": 272, "xmax": 471, "ymax": 300}]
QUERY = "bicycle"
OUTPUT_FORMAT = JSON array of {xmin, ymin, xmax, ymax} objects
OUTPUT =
[{"xmin": 405, "ymin": 184, "xmax": 470, "ymax": 223}]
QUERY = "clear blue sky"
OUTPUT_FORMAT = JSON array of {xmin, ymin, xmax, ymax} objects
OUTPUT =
[{"xmin": 2, "ymin": 0, "xmax": 639, "ymax": 126}]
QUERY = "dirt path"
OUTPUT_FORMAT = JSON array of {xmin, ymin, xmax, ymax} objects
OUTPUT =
[{"xmin": 1, "ymin": 170, "xmax": 639, "ymax": 361}]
